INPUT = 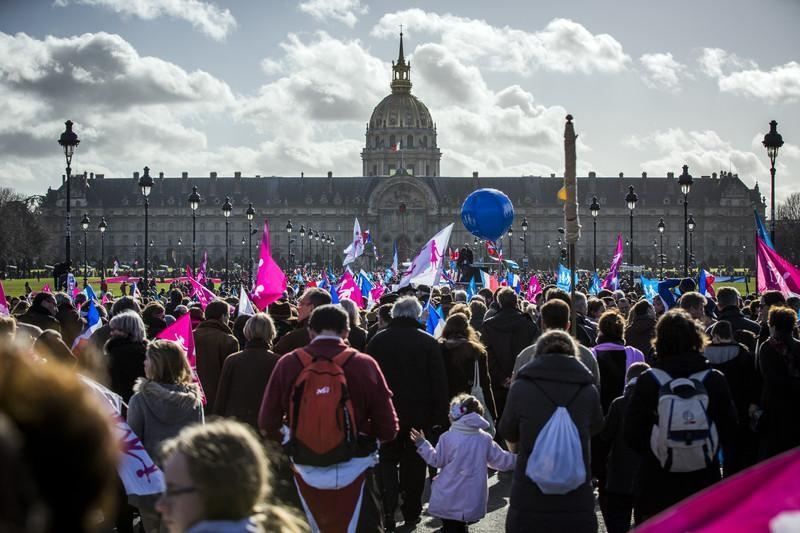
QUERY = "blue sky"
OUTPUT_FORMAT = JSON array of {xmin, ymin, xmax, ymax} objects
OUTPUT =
[{"xmin": 1, "ymin": 0, "xmax": 798, "ymax": 207}]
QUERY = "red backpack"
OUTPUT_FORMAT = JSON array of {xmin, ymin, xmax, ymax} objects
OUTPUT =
[{"xmin": 288, "ymin": 348, "xmax": 358, "ymax": 466}]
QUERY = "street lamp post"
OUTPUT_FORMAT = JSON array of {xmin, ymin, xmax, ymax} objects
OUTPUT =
[
  {"xmin": 688, "ymin": 214, "xmax": 696, "ymax": 273},
  {"xmin": 80, "ymin": 213, "xmax": 90, "ymax": 287},
  {"xmin": 625, "ymin": 186, "xmax": 638, "ymax": 288},
  {"xmin": 98, "ymin": 217, "xmax": 107, "ymax": 285},
  {"xmin": 286, "ymin": 220, "xmax": 293, "ymax": 268},
  {"xmin": 762, "ymin": 120, "xmax": 784, "ymax": 245},
  {"xmin": 299, "ymin": 225, "xmax": 306, "ymax": 266},
  {"xmin": 58, "ymin": 120, "xmax": 80, "ymax": 278},
  {"xmin": 507, "ymin": 227, "xmax": 513, "ymax": 263},
  {"xmin": 657, "ymin": 218, "xmax": 665, "ymax": 280},
  {"xmin": 590, "ymin": 196, "xmax": 600, "ymax": 272},
  {"xmin": 521, "ymin": 217, "xmax": 528, "ymax": 274},
  {"xmin": 222, "ymin": 196, "xmax": 232, "ymax": 291},
  {"xmin": 138, "ymin": 167, "xmax": 154, "ymax": 294},
  {"xmin": 246, "ymin": 203, "xmax": 255, "ymax": 289},
  {"xmin": 177, "ymin": 238, "xmax": 182, "ymax": 272},
  {"xmin": 188, "ymin": 186, "xmax": 201, "ymax": 276},
  {"xmin": 678, "ymin": 165, "xmax": 693, "ymax": 277}
]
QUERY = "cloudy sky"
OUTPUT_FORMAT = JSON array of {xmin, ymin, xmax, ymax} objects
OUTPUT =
[{"xmin": 1, "ymin": 0, "xmax": 798, "ymax": 206}]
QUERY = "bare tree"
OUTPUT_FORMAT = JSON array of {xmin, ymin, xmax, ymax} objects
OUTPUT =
[
  {"xmin": 0, "ymin": 187, "xmax": 50, "ymax": 276},
  {"xmin": 775, "ymin": 192, "xmax": 800, "ymax": 262},
  {"xmin": 777, "ymin": 192, "xmax": 800, "ymax": 221}
]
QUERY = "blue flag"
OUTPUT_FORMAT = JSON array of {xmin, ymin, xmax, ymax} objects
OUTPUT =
[
  {"xmin": 589, "ymin": 273, "xmax": 602, "ymax": 295},
  {"xmin": 329, "ymin": 283, "xmax": 340, "ymax": 304},
  {"xmin": 84, "ymin": 284, "xmax": 98, "ymax": 302},
  {"xmin": 357, "ymin": 272, "xmax": 374, "ymax": 298},
  {"xmin": 467, "ymin": 277, "xmax": 477, "ymax": 300},
  {"xmin": 557, "ymin": 264, "xmax": 577, "ymax": 292},
  {"xmin": 755, "ymin": 210, "xmax": 774, "ymax": 250},
  {"xmin": 295, "ymin": 272, "xmax": 305, "ymax": 283},
  {"xmin": 641, "ymin": 276, "xmax": 659, "ymax": 302},
  {"xmin": 425, "ymin": 302, "xmax": 442, "ymax": 336}
]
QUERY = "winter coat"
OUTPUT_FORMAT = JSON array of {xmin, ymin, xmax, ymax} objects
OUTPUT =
[
  {"xmin": 273, "ymin": 322, "xmax": 310, "ymax": 355},
  {"xmin": 480, "ymin": 307, "xmax": 539, "ymax": 389},
  {"xmin": 18, "ymin": 304, "xmax": 61, "ymax": 334},
  {"xmin": 623, "ymin": 352, "xmax": 737, "ymax": 522},
  {"xmin": 416, "ymin": 413, "xmax": 516, "ymax": 522},
  {"xmin": 193, "ymin": 319, "xmax": 239, "ymax": 413},
  {"xmin": 214, "ymin": 340, "xmax": 280, "ymax": 429},
  {"xmin": 757, "ymin": 338, "xmax": 800, "ymax": 459},
  {"xmin": 576, "ymin": 314, "xmax": 597, "ymax": 348},
  {"xmin": 714, "ymin": 306, "xmax": 760, "ymax": 337},
  {"xmin": 499, "ymin": 353, "xmax": 603, "ymax": 533},
  {"xmin": 127, "ymin": 378, "xmax": 204, "ymax": 460},
  {"xmin": 105, "ymin": 336, "xmax": 148, "ymax": 404},
  {"xmin": 144, "ymin": 315, "xmax": 167, "ymax": 340},
  {"xmin": 56, "ymin": 302, "xmax": 83, "ymax": 348},
  {"xmin": 513, "ymin": 341, "xmax": 601, "ymax": 388},
  {"xmin": 599, "ymin": 379, "xmax": 641, "ymax": 494},
  {"xmin": 592, "ymin": 341, "xmax": 645, "ymax": 414},
  {"xmin": 439, "ymin": 337, "xmax": 496, "ymax": 420},
  {"xmin": 624, "ymin": 314, "xmax": 656, "ymax": 359},
  {"xmin": 347, "ymin": 325, "xmax": 368, "ymax": 351},
  {"xmin": 366, "ymin": 316, "xmax": 450, "ymax": 429}
]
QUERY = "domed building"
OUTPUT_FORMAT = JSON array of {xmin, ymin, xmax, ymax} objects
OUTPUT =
[{"xmin": 361, "ymin": 33, "xmax": 441, "ymax": 177}]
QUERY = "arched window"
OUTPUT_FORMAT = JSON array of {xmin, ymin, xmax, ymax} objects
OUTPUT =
[{"xmin": 407, "ymin": 135, "xmax": 414, "ymax": 149}]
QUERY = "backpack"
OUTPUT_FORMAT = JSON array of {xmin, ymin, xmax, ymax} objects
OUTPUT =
[
  {"xmin": 525, "ymin": 381, "xmax": 586, "ymax": 495},
  {"xmin": 648, "ymin": 368, "xmax": 718, "ymax": 473},
  {"xmin": 288, "ymin": 348, "xmax": 358, "ymax": 466}
]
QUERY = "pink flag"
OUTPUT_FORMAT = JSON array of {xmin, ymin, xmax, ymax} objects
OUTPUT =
[
  {"xmin": 526, "ymin": 276, "xmax": 542, "ymax": 302},
  {"xmin": 371, "ymin": 285, "xmax": 386, "ymax": 303},
  {"xmin": 188, "ymin": 276, "xmax": 215, "ymax": 309},
  {"xmin": 757, "ymin": 237, "xmax": 800, "ymax": 295},
  {"xmin": 0, "ymin": 280, "xmax": 9, "ymax": 316},
  {"xmin": 42, "ymin": 283, "xmax": 52, "ymax": 293},
  {"xmin": 602, "ymin": 234, "xmax": 624, "ymax": 290},
  {"xmin": 635, "ymin": 448, "xmax": 800, "ymax": 533},
  {"xmin": 338, "ymin": 271, "xmax": 364, "ymax": 309},
  {"xmin": 101, "ymin": 293, "xmax": 109, "ymax": 305},
  {"xmin": 197, "ymin": 251, "xmax": 208, "ymax": 284},
  {"xmin": 251, "ymin": 219, "xmax": 287, "ymax": 311},
  {"xmin": 156, "ymin": 314, "xmax": 206, "ymax": 405}
]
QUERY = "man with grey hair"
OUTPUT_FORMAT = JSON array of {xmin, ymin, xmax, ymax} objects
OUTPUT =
[
  {"xmin": 452, "ymin": 289, "xmax": 468, "ymax": 303},
  {"xmin": 366, "ymin": 295, "xmax": 449, "ymax": 530},
  {"xmin": 711, "ymin": 286, "xmax": 759, "ymax": 336},
  {"xmin": 573, "ymin": 291, "xmax": 597, "ymax": 348}
]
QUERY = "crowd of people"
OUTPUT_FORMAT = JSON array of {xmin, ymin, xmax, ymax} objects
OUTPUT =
[{"xmin": 1, "ymin": 270, "xmax": 800, "ymax": 533}]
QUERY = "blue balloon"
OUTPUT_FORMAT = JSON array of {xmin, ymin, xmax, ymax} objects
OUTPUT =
[{"xmin": 461, "ymin": 188, "xmax": 515, "ymax": 242}]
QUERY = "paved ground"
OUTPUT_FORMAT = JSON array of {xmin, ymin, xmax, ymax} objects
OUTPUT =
[{"xmin": 398, "ymin": 471, "xmax": 608, "ymax": 532}]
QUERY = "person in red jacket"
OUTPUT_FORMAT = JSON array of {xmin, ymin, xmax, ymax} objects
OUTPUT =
[{"xmin": 259, "ymin": 304, "xmax": 399, "ymax": 531}]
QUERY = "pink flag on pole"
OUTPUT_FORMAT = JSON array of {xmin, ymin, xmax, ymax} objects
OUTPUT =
[
  {"xmin": 757, "ymin": 237, "xmax": 800, "ymax": 295},
  {"xmin": 602, "ymin": 234, "xmax": 624, "ymax": 290},
  {"xmin": 197, "ymin": 251, "xmax": 208, "ymax": 284},
  {"xmin": 188, "ymin": 276, "xmax": 215, "ymax": 309},
  {"xmin": 251, "ymin": 219, "xmax": 287, "ymax": 311},
  {"xmin": 371, "ymin": 285, "xmax": 386, "ymax": 303},
  {"xmin": 42, "ymin": 283, "xmax": 52, "ymax": 293},
  {"xmin": 337, "ymin": 271, "xmax": 364, "ymax": 308},
  {"xmin": 526, "ymin": 276, "xmax": 542, "ymax": 302},
  {"xmin": 635, "ymin": 448, "xmax": 800, "ymax": 533},
  {"xmin": 0, "ymin": 280, "xmax": 9, "ymax": 316},
  {"xmin": 156, "ymin": 314, "xmax": 206, "ymax": 405}
]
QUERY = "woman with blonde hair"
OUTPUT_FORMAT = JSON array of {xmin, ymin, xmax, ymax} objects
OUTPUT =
[
  {"xmin": 128, "ymin": 339, "xmax": 204, "ymax": 532},
  {"xmin": 340, "ymin": 298, "xmax": 368, "ymax": 351},
  {"xmin": 156, "ymin": 419, "xmax": 306, "ymax": 533}
]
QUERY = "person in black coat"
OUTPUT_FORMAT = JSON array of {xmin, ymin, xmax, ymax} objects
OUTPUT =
[
  {"xmin": 711, "ymin": 287, "xmax": 760, "ymax": 337},
  {"xmin": 624, "ymin": 309, "xmax": 737, "ymax": 524},
  {"xmin": 17, "ymin": 292, "xmax": 61, "ymax": 334},
  {"xmin": 480, "ymin": 288, "xmax": 539, "ymax": 418},
  {"xmin": 366, "ymin": 296, "xmax": 449, "ymax": 529},
  {"xmin": 757, "ymin": 305, "xmax": 800, "ymax": 460},
  {"xmin": 104, "ymin": 311, "xmax": 149, "ymax": 405}
]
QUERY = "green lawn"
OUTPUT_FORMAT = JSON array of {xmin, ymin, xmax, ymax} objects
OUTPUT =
[{"xmin": 1, "ymin": 278, "xmax": 173, "ymax": 298}]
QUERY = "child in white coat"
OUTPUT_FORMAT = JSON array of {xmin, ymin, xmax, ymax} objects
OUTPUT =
[{"xmin": 410, "ymin": 394, "xmax": 516, "ymax": 532}]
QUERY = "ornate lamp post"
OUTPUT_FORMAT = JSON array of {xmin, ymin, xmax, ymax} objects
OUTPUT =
[
  {"xmin": 657, "ymin": 218, "xmax": 665, "ymax": 280},
  {"xmin": 678, "ymin": 165, "xmax": 693, "ymax": 277},
  {"xmin": 762, "ymin": 120, "xmax": 784, "ymax": 245},
  {"xmin": 222, "ymin": 196, "xmax": 232, "ymax": 289},
  {"xmin": 177, "ymin": 238, "xmax": 182, "ymax": 271},
  {"xmin": 246, "ymin": 203, "xmax": 255, "ymax": 289},
  {"xmin": 314, "ymin": 230, "xmax": 320, "ymax": 263},
  {"xmin": 331, "ymin": 236, "xmax": 336, "ymax": 265},
  {"xmin": 507, "ymin": 227, "xmax": 513, "ymax": 262},
  {"xmin": 521, "ymin": 217, "xmax": 529, "ymax": 274},
  {"xmin": 80, "ymin": 213, "xmax": 90, "ymax": 287},
  {"xmin": 590, "ymin": 196, "xmax": 600, "ymax": 272},
  {"xmin": 98, "ymin": 217, "xmax": 107, "ymax": 284},
  {"xmin": 138, "ymin": 167, "xmax": 154, "ymax": 293},
  {"xmin": 625, "ymin": 186, "xmax": 638, "ymax": 287},
  {"xmin": 286, "ymin": 220, "xmax": 293, "ymax": 267},
  {"xmin": 688, "ymin": 214, "xmax": 696, "ymax": 273},
  {"xmin": 299, "ymin": 225, "xmax": 306, "ymax": 266},
  {"xmin": 188, "ymin": 186, "xmax": 201, "ymax": 276},
  {"xmin": 58, "ymin": 120, "xmax": 80, "ymax": 275}
]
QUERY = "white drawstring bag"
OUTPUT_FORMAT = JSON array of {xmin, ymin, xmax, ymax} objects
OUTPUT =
[
  {"xmin": 470, "ymin": 359, "xmax": 495, "ymax": 436},
  {"xmin": 525, "ymin": 383, "xmax": 586, "ymax": 495}
]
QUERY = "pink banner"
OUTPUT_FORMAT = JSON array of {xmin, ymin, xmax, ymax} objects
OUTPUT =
[
  {"xmin": 337, "ymin": 271, "xmax": 364, "ymax": 308},
  {"xmin": 602, "ymin": 234, "xmax": 624, "ymax": 290},
  {"xmin": 0, "ymin": 280, "xmax": 8, "ymax": 315},
  {"xmin": 156, "ymin": 314, "xmax": 206, "ymax": 405},
  {"xmin": 188, "ymin": 277, "xmax": 215, "ymax": 309},
  {"xmin": 636, "ymin": 448, "xmax": 800, "ymax": 533},
  {"xmin": 526, "ymin": 275, "xmax": 542, "ymax": 302},
  {"xmin": 757, "ymin": 237, "xmax": 800, "ymax": 295},
  {"xmin": 251, "ymin": 219, "xmax": 287, "ymax": 311}
]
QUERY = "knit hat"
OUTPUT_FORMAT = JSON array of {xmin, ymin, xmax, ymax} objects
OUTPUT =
[{"xmin": 269, "ymin": 300, "xmax": 294, "ymax": 321}]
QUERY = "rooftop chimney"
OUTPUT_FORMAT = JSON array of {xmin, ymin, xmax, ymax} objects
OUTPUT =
[
  {"xmin": 234, "ymin": 171, "xmax": 241, "ymax": 179},
  {"xmin": 210, "ymin": 171, "xmax": 217, "ymax": 179},
  {"xmin": 134, "ymin": 171, "xmax": 140, "ymax": 180},
  {"xmin": 181, "ymin": 172, "xmax": 188, "ymax": 179},
  {"xmin": 327, "ymin": 171, "xmax": 333, "ymax": 178}
]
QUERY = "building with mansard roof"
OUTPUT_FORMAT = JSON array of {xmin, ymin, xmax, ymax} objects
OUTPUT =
[{"xmin": 39, "ymin": 35, "xmax": 765, "ymax": 273}]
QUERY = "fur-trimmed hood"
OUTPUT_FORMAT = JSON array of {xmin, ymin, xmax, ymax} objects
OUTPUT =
[{"xmin": 132, "ymin": 378, "xmax": 202, "ymax": 424}]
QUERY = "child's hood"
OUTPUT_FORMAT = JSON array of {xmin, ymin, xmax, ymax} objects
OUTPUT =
[{"xmin": 452, "ymin": 412, "xmax": 490, "ymax": 432}]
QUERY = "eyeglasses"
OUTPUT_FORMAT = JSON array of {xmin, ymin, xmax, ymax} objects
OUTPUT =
[{"xmin": 159, "ymin": 485, "xmax": 197, "ymax": 500}]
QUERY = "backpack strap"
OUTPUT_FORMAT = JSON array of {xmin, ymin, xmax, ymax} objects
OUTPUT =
[
  {"xmin": 295, "ymin": 348, "xmax": 313, "ymax": 367},
  {"xmin": 648, "ymin": 368, "xmax": 672, "ymax": 386},
  {"xmin": 689, "ymin": 369, "xmax": 711, "ymax": 382},
  {"xmin": 331, "ymin": 348, "xmax": 356, "ymax": 368}
]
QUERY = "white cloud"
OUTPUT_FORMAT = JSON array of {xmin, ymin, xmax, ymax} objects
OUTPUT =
[
  {"xmin": 54, "ymin": 0, "xmax": 236, "ymax": 41},
  {"xmin": 699, "ymin": 47, "xmax": 800, "ymax": 103},
  {"xmin": 639, "ymin": 52, "xmax": 689, "ymax": 91},
  {"xmin": 371, "ymin": 10, "xmax": 630, "ymax": 75},
  {"xmin": 298, "ymin": 0, "xmax": 368, "ymax": 27}
]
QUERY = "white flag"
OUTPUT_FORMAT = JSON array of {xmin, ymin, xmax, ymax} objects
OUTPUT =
[
  {"xmin": 238, "ymin": 286, "xmax": 255, "ymax": 316},
  {"xmin": 342, "ymin": 217, "xmax": 364, "ymax": 266},
  {"xmin": 398, "ymin": 224, "xmax": 454, "ymax": 289}
]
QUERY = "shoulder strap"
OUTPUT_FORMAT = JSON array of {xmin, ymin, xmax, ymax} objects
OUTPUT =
[
  {"xmin": 331, "ymin": 348, "xmax": 356, "ymax": 367},
  {"xmin": 295, "ymin": 348, "xmax": 312, "ymax": 368},
  {"xmin": 648, "ymin": 368, "xmax": 672, "ymax": 386},
  {"xmin": 473, "ymin": 358, "xmax": 481, "ymax": 388},
  {"xmin": 689, "ymin": 369, "xmax": 711, "ymax": 382}
]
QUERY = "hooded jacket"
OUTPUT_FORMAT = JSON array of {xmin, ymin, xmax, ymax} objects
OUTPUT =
[
  {"xmin": 415, "ymin": 412, "xmax": 515, "ymax": 522},
  {"xmin": 500, "ymin": 353, "xmax": 603, "ymax": 533},
  {"xmin": 127, "ymin": 378, "xmax": 204, "ymax": 459},
  {"xmin": 440, "ymin": 337, "xmax": 496, "ymax": 420}
]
